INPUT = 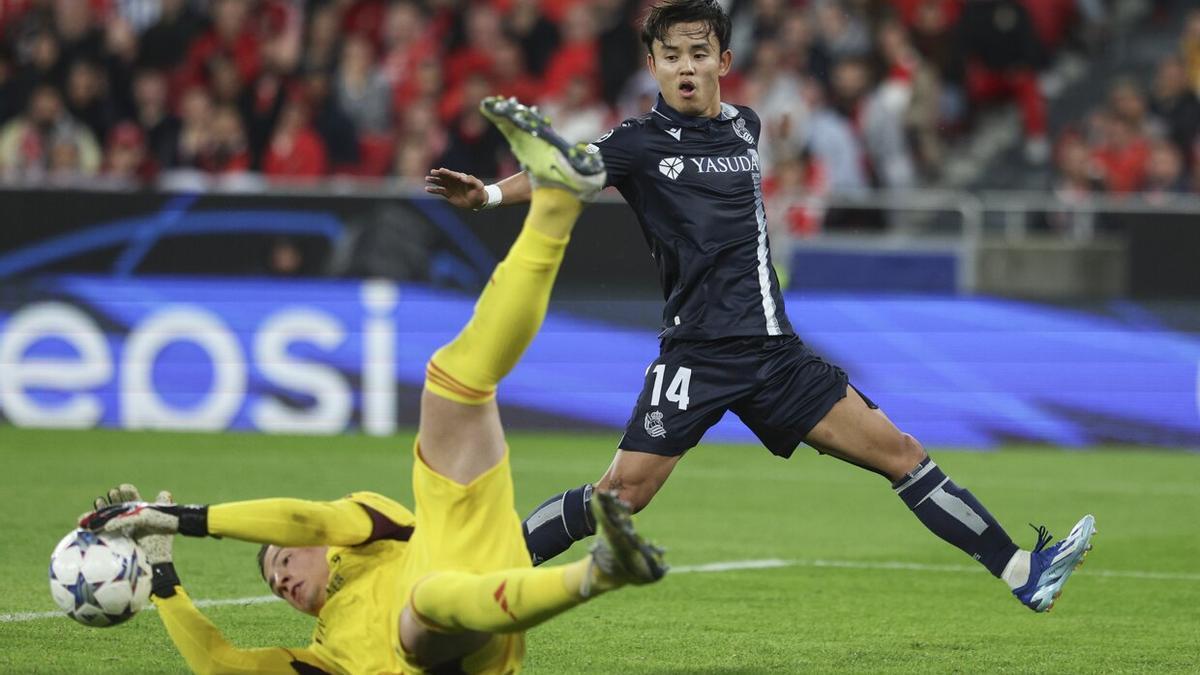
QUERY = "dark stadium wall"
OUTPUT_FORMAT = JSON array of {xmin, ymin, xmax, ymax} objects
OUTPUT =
[{"xmin": 2, "ymin": 189, "xmax": 1196, "ymax": 298}]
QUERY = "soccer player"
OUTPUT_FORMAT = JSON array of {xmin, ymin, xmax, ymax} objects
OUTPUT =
[
  {"xmin": 424, "ymin": 0, "xmax": 1094, "ymax": 613},
  {"xmin": 81, "ymin": 98, "xmax": 667, "ymax": 674}
]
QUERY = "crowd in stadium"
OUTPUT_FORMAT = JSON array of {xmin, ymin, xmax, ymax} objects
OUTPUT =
[
  {"xmin": 1052, "ymin": 11, "xmax": 1200, "ymax": 201},
  {"xmin": 0, "ymin": 0, "xmax": 1187, "ymax": 194}
]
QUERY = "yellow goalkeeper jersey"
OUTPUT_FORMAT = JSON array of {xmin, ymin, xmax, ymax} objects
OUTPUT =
[
  {"xmin": 306, "ymin": 492, "xmax": 416, "ymax": 674},
  {"xmin": 157, "ymin": 463, "xmax": 529, "ymax": 675}
]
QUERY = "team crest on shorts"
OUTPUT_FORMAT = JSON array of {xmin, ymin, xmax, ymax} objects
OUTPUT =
[{"xmin": 644, "ymin": 410, "xmax": 667, "ymax": 438}]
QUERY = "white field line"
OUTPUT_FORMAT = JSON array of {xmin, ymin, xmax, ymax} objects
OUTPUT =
[
  {"xmin": 6, "ymin": 557, "xmax": 1199, "ymax": 624},
  {"xmin": 1, "ymin": 594, "xmax": 280, "ymax": 623}
]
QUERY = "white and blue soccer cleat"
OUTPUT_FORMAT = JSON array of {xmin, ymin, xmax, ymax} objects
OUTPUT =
[{"xmin": 1012, "ymin": 514, "xmax": 1096, "ymax": 612}]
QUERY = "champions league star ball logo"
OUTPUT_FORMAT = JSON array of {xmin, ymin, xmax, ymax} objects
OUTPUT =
[
  {"xmin": 658, "ymin": 157, "xmax": 684, "ymax": 180},
  {"xmin": 644, "ymin": 410, "xmax": 667, "ymax": 438}
]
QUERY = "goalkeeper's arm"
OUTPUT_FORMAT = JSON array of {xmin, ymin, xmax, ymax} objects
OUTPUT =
[
  {"xmin": 84, "ymin": 494, "xmax": 413, "ymax": 547},
  {"xmin": 153, "ymin": 583, "xmax": 329, "ymax": 675},
  {"xmin": 90, "ymin": 486, "xmax": 332, "ymax": 674}
]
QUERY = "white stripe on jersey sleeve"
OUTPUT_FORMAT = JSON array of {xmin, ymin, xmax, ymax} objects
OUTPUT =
[{"xmin": 748, "ymin": 149, "xmax": 782, "ymax": 336}]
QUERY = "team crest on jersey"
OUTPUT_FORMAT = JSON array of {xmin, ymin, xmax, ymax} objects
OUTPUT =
[
  {"xmin": 658, "ymin": 156, "xmax": 684, "ymax": 179},
  {"xmin": 732, "ymin": 118, "xmax": 754, "ymax": 145},
  {"xmin": 644, "ymin": 410, "xmax": 666, "ymax": 438}
]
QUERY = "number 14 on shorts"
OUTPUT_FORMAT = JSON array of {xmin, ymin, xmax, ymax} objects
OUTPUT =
[{"xmin": 648, "ymin": 364, "xmax": 692, "ymax": 411}]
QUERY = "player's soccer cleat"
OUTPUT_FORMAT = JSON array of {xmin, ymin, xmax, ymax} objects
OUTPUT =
[
  {"xmin": 480, "ymin": 96, "xmax": 606, "ymax": 199},
  {"xmin": 1012, "ymin": 514, "xmax": 1096, "ymax": 612},
  {"xmin": 583, "ymin": 491, "xmax": 666, "ymax": 595}
]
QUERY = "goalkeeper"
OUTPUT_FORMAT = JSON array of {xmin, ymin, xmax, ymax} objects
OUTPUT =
[{"xmin": 81, "ymin": 98, "xmax": 666, "ymax": 675}]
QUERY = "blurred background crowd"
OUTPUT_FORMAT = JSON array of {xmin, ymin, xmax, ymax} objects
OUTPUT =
[{"xmin": 0, "ymin": 0, "xmax": 1192, "ymax": 199}]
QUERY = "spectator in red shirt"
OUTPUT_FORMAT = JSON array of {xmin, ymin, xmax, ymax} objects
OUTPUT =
[
  {"xmin": 182, "ymin": 0, "xmax": 260, "ymax": 91},
  {"xmin": 960, "ymin": 0, "xmax": 1049, "ymax": 163},
  {"xmin": 397, "ymin": 56, "xmax": 444, "ymax": 120},
  {"xmin": 443, "ymin": 2, "xmax": 505, "ymax": 91},
  {"xmin": 198, "ymin": 104, "xmax": 251, "ymax": 174},
  {"xmin": 263, "ymin": 96, "xmax": 328, "ymax": 179},
  {"xmin": 1088, "ymin": 111, "xmax": 1149, "ymax": 194},
  {"xmin": 381, "ymin": 0, "xmax": 438, "ymax": 103},
  {"xmin": 541, "ymin": 1, "xmax": 598, "ymax": 99},
  {"xmin": 103, "ymin": 119, "xmax": 156, "ymax": 184},
  {"xmin": 340, "ymin": 0, "xmax": 386, "ymax": 49},
  {"xmin": 489, "ymin": 39, "xmax": 541, "ymax": 104}
]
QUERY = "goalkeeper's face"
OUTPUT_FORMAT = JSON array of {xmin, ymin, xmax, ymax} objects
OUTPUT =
[
  {"xmin": 262, "ymin": 545, "xmax": 330, "ymax": 616},
  {"xmin": 648, "ymin": 21, "xmax": 732, "ymax": 119}
]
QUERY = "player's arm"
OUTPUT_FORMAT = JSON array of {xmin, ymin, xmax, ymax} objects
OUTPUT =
[
  {"xmin": 89, "ymin": 486, "xmax": 333, "ymax": 675},
  {"xmin": 154, "ymin": 588, "xmax": 329, "ymax": 675},
  {"xmin": 207, "ymin": 494, "xmax": 414, "ymax": 546},
  {"xmin": 424, "ymin": 168, "xmax": 532, "ymax": 209},
  {"xmin": 82, "ymin": 491, "xmax": 414, "ymax": 547}
]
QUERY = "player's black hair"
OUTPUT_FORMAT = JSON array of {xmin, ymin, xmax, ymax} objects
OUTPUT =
[
  {"xmin": 256, "ymin": 543, "xmax": 270, "ymax": 582},
  {"xmin": 641, "ymin": 0, "xmax": 732, "ymax": 55}
]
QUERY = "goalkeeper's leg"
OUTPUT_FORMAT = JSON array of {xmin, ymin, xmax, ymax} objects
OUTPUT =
[
  {"xmin": 403, "ymin": 492, "xmax": 665, "ymax": 635},
  {"xmin": 418, "ymin": 98, "xmax": 605, "ymax": 485},
  {"xmin": 424, "ymin": 187, "xmax": 581, "ymax": 406}
]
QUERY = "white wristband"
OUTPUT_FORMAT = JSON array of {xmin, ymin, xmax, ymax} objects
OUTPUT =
[{"xmin": 480, "ymin": 184, "xmax": 503, "ymax": 209}]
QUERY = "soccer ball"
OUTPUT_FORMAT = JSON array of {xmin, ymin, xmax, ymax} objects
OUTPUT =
[{"xmin": 48, "ymin": 528, "xmax": 153, "ymax": 627}]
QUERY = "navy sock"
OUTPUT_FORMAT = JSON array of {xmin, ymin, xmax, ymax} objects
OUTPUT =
[
  {"xmin": 522, "ymin": 484, "xmax": 596, "ymax": 566},
  {"xmin": 893, "ymin": 457, "xmax": 1018, "ymax": 577}
]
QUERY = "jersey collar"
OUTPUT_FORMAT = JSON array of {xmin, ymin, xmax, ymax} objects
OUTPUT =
[{"xmin": 650, "ymin": 94, "xmax": 739, "ymax": 129}]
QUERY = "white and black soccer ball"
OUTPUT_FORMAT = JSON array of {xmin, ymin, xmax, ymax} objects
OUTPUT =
[{"xmin": 48, "ymin": 528, "xmax": 152, "ymax": 627}]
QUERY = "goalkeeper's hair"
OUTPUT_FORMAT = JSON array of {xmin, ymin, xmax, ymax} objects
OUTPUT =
[
  {"xmin": 256, "ymin": 543, "xmax": 270, "ymax": 582},
  {"xmin": 641, "ymin": 0, "xmax": 731, "ymax": 54}
]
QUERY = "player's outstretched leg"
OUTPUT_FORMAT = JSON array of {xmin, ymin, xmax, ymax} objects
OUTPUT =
[
  {"xmin": 408, "ymin": 494, "xmax": 665, "ymax": 634},
  {"xmin": 891, "ymin": 453, "xmax": 1096, "ymax": 612},
  {"xmin": 1010, "ymin": 515, "xmax": 1096, "ymax": 612},
  {"xmin": 426, "ymin": 98, "xmax": 605, "ymax": 405}
]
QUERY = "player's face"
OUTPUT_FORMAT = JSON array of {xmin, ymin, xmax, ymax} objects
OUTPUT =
[
  {"xmin": 262, "ymin": 545, "xmax": 330, "ymax": 616},
  {"xmin": 648, "ymin": 21, "xmax": 732, "ymax": 118}
]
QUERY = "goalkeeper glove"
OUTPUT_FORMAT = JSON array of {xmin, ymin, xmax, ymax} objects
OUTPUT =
[
  {"xmin": 88, "ymin": 484, "xmax": 188, "ymax": 598},
  {"xmin": 81, "ymin": 488, "xmax": 209, "ymax": 538}
]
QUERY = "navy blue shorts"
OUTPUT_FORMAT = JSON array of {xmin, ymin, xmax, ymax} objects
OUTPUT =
[{"xmin": 619, "ymin": 335, "xmax": 860, "ymax": 458}]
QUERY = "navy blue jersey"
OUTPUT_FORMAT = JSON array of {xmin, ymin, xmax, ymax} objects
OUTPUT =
[{"xmin": 589, "ymin": 94, "xmax": 794, "ymax": 340}]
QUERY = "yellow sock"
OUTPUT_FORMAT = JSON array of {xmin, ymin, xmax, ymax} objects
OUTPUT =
[
  {"xmin": 409, "ymin": 561, "xmax": 589, "ymax": 634},
  {"xmin": 426, "ymin": 188, "xmax": 581, "ymax": 404}
]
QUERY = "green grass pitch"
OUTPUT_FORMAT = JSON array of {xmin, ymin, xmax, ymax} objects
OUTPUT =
[{"xmin": 2, "ymin": 427, "xmax": 1198, "ymax": 673}]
